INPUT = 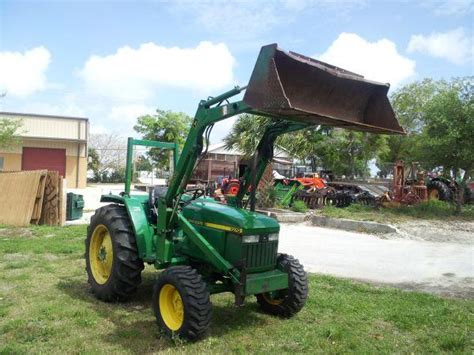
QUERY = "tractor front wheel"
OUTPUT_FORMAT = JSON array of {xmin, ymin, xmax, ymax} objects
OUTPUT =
[
  {"xmin": 85, "ymin": 204, "xmax": 144, "ymax": 301},
  {"xmin": 153, "ymin": 266, "xmax": 212, "ymax": 340},
  {"xmin": 256, "ymin": 253, "xmax": 308, "ymax": 317}
]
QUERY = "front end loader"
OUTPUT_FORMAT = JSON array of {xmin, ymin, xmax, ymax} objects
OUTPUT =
[{"xmin": 85, "ymin": 44, "xmax": 404, "ymax": 340}]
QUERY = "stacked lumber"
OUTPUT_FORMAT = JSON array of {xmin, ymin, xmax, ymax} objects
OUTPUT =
[{"xmin": 0, "ymin": 170, "xmax": 66, "ymax": 226}]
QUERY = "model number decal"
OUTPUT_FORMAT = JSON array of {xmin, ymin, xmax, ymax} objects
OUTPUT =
[{"xmin": 188, "ymin": 219, "xmax": 242, "ymax": 234}]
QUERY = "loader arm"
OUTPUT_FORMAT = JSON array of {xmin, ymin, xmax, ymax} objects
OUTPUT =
[
  {"xmin": 234, "ymin": 120, "xmax": 312, "ymax": 208},
  {"xmin": 155, "ymin": 87, "xmax": 252, "ymax": 264}
]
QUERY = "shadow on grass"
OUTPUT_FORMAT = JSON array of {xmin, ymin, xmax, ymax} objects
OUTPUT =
[{"xmin": 56, "ymin": 272, "xmax": 266, "ymax": 351}]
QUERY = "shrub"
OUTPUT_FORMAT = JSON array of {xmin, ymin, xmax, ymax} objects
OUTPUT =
[{"xmin": 291, "ymin": 200, "xmax": 308, "ymax": 213}]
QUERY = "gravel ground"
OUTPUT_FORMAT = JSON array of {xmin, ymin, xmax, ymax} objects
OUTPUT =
[
  {"xmin": 279, "ymin": 222, "xmax": 474, "ymax": 298},
  {"xmin": 391, "ymin": 220, "xmax": 474, "ymax": 244}
]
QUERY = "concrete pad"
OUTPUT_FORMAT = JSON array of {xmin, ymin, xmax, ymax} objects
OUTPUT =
[{"xmin": 279, "ymin": 223, "xmax": 474, "ymax": 298}]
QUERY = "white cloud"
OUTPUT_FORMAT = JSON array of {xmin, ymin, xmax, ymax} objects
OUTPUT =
[
  {"xmin": 0, "ymin": 47, "xmax": 51, "ymax": 97},
  {"xmin": 79, "ymin": 41, "xmax": 235, "ymax": 100},
  {"xmin": 316, "ymin": 33, "xmax": 416, "ymax": 88},
  {"xmin": 424, "ymin": 0, "xmax": 473, "ymax": 16},
  {"xmin": 407, "ymin": 28, "xmax": 472, "ymax": 65}
]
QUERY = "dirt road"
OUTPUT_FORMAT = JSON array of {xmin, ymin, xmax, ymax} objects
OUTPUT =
[{"xmin": 279, "ymin": 223, "xmax": 473, "ymax": 298}]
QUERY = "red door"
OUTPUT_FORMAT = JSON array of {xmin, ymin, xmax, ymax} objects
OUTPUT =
[{"xmin": 22, "ymin": 147, "xmax": 66, "ymax": 177}]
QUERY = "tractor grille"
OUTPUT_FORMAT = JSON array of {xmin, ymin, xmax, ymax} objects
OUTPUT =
[{"xmin": 243, "ymin": 240, "xmax": 278, "ymax": 271}]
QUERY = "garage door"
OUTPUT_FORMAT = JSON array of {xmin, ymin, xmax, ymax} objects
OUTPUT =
[{"xmin": 22, "ymin": 147, "xmax": 66, "ymax": 177}]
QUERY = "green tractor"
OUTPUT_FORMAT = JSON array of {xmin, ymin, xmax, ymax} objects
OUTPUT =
[{"xmin": 85, "ymin": 44, "xmax": 404, "ymax": 340}]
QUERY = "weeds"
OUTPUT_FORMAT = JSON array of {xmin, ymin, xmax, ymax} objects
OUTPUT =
[
  {"xmin": 321, "ymin": 200, "xmax": 474, "ymax": 223},
  {"xmin": 291, "ymin": 200, "xmax": 308, "ymax": 213}
]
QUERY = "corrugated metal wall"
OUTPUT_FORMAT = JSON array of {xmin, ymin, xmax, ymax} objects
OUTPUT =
[
  {"xmin": 14, "ymin": 115, "xmax": 87, "ymax": 141},
  {"xmin": 1, "ymin": 139, "xmax": 86, "ymax": 157}
]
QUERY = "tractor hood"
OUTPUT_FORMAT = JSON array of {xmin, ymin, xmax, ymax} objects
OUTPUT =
[
  {"xmin": 182, "ymin": 200, "xmax": 279, "ymax": 234},
  {"xmin": 244, "ymin": 43, "xmax": 405, "ymax": 135}
]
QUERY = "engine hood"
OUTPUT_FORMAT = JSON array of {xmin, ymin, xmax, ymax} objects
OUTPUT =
[{"xmin": 182, "ymin": 200, "xmax": 279, "ymax": 234}]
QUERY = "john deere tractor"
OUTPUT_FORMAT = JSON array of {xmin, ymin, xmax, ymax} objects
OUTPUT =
[{"xmin": 85, "ymin": 44, "xmax": 404, "ymax": 340}]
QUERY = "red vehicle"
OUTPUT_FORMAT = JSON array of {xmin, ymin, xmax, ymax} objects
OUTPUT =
[
  {"xmin": 221, "ymin": 177, "xmax": 241, "ymax": 195},
  {"xmin": 295, "ymin": 172, "xmax": 327, "ymax": 190}
]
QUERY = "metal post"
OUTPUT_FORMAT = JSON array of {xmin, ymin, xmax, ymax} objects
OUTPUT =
[
  {"xmin": 250, "ymin": 154, "xmax": 257, "ymax": 211},
  {"xmin": 125, "ymin": 137, "xmax": 133, "ymax": 196}
]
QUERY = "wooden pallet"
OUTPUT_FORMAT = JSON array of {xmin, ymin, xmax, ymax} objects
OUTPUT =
[
  {"xmin": 40, "ymin": 171, "xmax": 60, "ymax": 226},
  {"xmin": 30, "ymin": 173, "xmax": 47, "ymax": 224}
]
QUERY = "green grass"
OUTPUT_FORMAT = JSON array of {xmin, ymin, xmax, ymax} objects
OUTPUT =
[
  {"xmin": 1, "ymin": 225, "xmax": 473, "ymax": 354},
  {"xmin": 291, "ymin": 200, "xmax": 309, "ymax": 213},
  {"xmin": 320, "ymin": 200, "xmax": 474, "ymax": 223}
]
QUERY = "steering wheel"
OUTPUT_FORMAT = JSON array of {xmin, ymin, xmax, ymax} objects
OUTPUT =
[{"xmin": 186, "ymin": 188, "xmax": 205, "ymax": 201}]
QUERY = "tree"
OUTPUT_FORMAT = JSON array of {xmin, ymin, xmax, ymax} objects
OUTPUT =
[
  {"xmin": 0, "ymin": 117, "xmax": 22, "ymax": 149},
  {"xmin": 224, "ymin": 114, "xmax": 271, "ymax": 157},
  {"xmin": 134, "ymin": 109, "xmax": 192, "ymax": 169},
  {"xmin": 87, "ymin": 147, "xmax": 100, "ymax": 178},
  {"xmin": 89, "ymin": 133, "xmax": 127, "ymax": 177},
  {"xmin": 135, "ymin": 155, "xmax": 153, "ymax": 172},
  {"xmin": 377, "ymin": 77, "xmax": 473, "ymax": 180},
  {"xmin": 225, "ymin": 114, "xmax": 387, "ymax": 178},
  {"xmin": 286, "ymin": 129, "xmax": 386, "ymax": 178},
  {"xmin": 421, "ymin": 78, "xmax": 473, "ymax": 181}
]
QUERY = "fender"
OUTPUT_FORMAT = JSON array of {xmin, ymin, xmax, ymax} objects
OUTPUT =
[{"xmin": 100, "ymin": 194, "xmax": 155, "ymax": 262}]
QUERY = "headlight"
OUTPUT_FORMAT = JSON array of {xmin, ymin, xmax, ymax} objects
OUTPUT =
[
  {"xmin": 242, "ymin": 234, "xmax": 259, "ymax": 243},
  {"xmin": 268, "ymin": 233, "xmax": 279, "ymax": 241}
]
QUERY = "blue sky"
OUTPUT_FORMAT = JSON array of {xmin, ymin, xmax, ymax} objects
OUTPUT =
[{"xmin": 0, "ymin": 0, "xmax": 472, "ymax": 142}]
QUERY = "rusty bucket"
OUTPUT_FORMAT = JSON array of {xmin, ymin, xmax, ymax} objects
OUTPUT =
[{"xmin": 244, "ymin": 44, "xmax": 405, "ymax": 135}]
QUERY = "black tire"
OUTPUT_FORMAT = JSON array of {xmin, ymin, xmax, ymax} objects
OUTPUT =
[
  {"xmin": 463, "ymin": 186, "xmax": 472, "ymax": 204},
  {"xmin": 427, "ymin": 180, "xmax": 452, "ymax": 201},
  {"xmin": 85, "ymin": 204, "xmax": 144, "ymax": 302},
  {"xmin": 256, "ymin": 254, "xmax": 308, "ymax": 317},
  {"xmin": 153, "ymin": 266, "xmax": 212, "ymax": 340}
]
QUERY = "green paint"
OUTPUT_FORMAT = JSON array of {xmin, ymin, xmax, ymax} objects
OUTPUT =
[
  {"xmin": 124, "ymin": 138, "xmax": 179, "ymax": 196},
  {"xmin": 97, "ymin": 86, "xmax": 311, "ymax": 297},
  {"xmin": 245, "ymin": 269, "xmax": 288, "ymax": 296}
]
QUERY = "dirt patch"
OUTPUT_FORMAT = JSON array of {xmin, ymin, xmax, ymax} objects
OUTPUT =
[
  {"xmin": 390, "ymin": 220, "xmax": 474, "ymax": 244},
  {"xmin": 389, "ymin": 277, "xmax": 474, "ymax": 299},
  {"xmin": 2, "ymin": 253, "xmax": 29, "ymax": 262},
  {"xmin": 0, "ymin": 228, "xmax": 34, "ymax": 238}
]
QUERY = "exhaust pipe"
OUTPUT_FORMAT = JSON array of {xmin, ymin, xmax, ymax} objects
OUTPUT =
[{"xmin": 244, "ymin": 44, "xmax": 405, "ymax": 135}]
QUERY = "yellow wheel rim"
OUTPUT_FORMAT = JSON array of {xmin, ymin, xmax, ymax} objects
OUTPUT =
[
  {"xmin": 262, "ymin": 292, "xmax": 284, "ymax": 305},
  {"xmin": 159, "ymin": 284, "xmax": 184, "ymax": 331},
  {"xmin": 89, "ymin": 224, "xmax": 113, "ymax": 285},
  {"xmin": 429, "ymin": 189, "xmax": 440, "ymax": 200}
]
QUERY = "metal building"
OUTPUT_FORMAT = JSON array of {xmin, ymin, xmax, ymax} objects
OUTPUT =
[
  {"xmin": 0, "ymin": 112, "xmax": 89, "ymax": 188},
  {"xmin": 193, "ymin": 142, "xmax": 293, "ymax": 182}
]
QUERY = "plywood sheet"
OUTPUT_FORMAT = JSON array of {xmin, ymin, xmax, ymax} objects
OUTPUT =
[
  {"xmin": 58, "ymin": 177, "xmax": 67, "ymax": 226},
  {"xmin": 0, "ymin": 170, "xmax": 47, "ymax": 226},
  {"xmin": 31, "ymin": 173, "xmax": 47, "ymax": 224}
]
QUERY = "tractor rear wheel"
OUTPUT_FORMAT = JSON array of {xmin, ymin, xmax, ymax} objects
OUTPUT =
[
  {"xmin": 85, "ymin": 204, "xmax": 144, "ymax": 301},
  {"xmin": 427, "ymin": 180, "xmax": 452, "ymax": 201},
  {"xmin": 256, "ymin": 254, "xmax": 308, "ymax": 317},
  {"xmin": 153, "ymin": 266, "xmax": 212, "ymax": 340}
]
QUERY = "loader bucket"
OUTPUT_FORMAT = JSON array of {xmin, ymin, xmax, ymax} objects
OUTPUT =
[{"xmin": 243, "ymin": 44, "xmax": 405, "ymax": 134}]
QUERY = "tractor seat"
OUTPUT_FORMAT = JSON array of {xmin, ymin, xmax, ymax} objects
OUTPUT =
[{"xmin": 149, "ymin": 185, "xmax": 168, "ymax": 208}]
